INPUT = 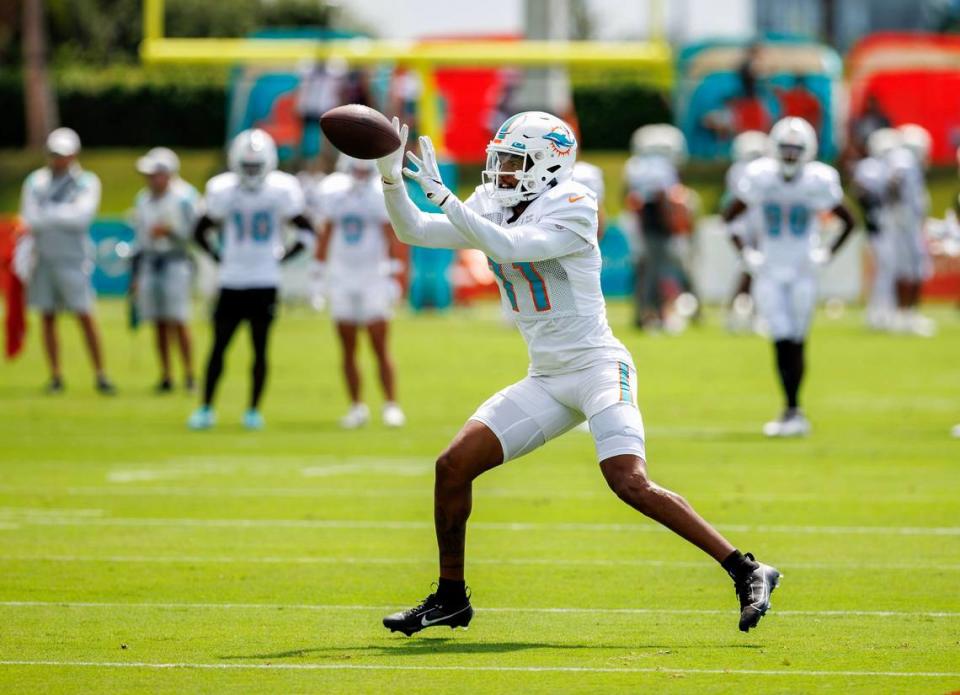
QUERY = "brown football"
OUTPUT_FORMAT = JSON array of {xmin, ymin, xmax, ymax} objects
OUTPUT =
[{"xmin": 320, "ymin": 104, "xmax": 401, "ymax": 160}]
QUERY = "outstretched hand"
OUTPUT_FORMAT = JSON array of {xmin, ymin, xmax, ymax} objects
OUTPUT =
[
  {"xmin": 376, "ymin": 117, "xmax": 409, "ymax": 186},
  {"xmin": 403, "ymin": 136, "xmax": 453, "ymax": 207}
]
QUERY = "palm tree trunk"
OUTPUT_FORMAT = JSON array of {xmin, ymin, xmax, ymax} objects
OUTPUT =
[{"xmin": 22, "ymin": 0, "xmax": 57, "ymax": 150}]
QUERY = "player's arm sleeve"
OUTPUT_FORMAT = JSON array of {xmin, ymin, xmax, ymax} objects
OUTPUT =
[
  {"xmin": 192, "ymin": 214, "xmax": 221, "ymax": 262},
  {"xmin": 44, "ymin": 175, "xmax": 101, "ymax": 230},
  {"xmin": 19, "ymin": 176, "xmax": 45, "ymax": 229},
  {"xmin": 281, "ymin": 213, "xmax": 315, "ymax": 262},
  {"xmin": 813, "ymin": 168, "xmax": 844, "ymax": 212},
  {"xmin": 439, "ymin": 196, "xmax": 591, "ymax": 263},
  {"xmin": 382, "ymin": 181, "xmax": 474, "ymax": 249}
]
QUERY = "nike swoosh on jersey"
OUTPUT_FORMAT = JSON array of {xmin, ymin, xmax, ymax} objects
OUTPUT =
[{"xmin": 567, "ymin": 194, "xmax": 585, "ymax": 203}]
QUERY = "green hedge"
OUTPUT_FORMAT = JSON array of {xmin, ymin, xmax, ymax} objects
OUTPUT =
[
  {"xmin": 0, "ymin": 67, "xmax": 228, "ymax": 148},
  {"xmin": 573, "ymin": 82, "xmax": 673, "ymax": 150},
  {"xmin": 0, "ymin": 70, "xmax": 671, "ymax": 150}
]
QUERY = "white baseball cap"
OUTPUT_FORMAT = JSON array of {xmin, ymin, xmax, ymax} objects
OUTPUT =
[
  {"xmin": 136, "ymin": 147, "xmax": 180, "ymax": 175},
  {"xmin": 46, "ymin": 127, "xmax": 81, "ymax": 157}
]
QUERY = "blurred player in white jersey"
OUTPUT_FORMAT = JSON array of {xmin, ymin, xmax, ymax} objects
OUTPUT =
[
  {"xmin": 888, "ymin": 124, "xmax": 934, "ymax": 336},
  {"xmin": 130, "ymin": 147, "xmax": 199, "ymax": 392},
  {"xmin": 571, "ymin": 160, "xmax": 605, "ymax": 238},
  {"xmin": 19, "ymin": 128, "xmax": 115, "ymax": 394},
  {"xmin": 376, "ymin": 111, "xmax": 780, "ymax": 636},
  {"xmin": 852, "ymin": 128, "xmax": 900, "ymax": 330},
  {"xmin": 724, "ymin": 117, "xmax": 855, "ymax": 437},
  {"xmin": 724, "ymin": 130, "xmax": 770, "ymax": 332},
  {"xmin": 315, "ymin": 155, "xmax": 406, "ymax": 429},
  {"xmin": 188, "ymin": 129, "xmax": 315, "ymax": 430},
  {"xmin": 623, "ymin": 124, "xmax": 688, "ymax": 329}
]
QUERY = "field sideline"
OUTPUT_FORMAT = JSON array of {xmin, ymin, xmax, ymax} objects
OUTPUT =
[{"xmin": 1, "ymin": 298, "xmax": 958, "ymax": 694}]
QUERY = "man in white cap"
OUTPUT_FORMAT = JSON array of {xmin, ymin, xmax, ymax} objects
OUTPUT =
[
  {"xmin": 19, "ymin": 127, "xmax": 114, "ymax": 394},
  {"xmin": 131, "ymin": 147, "xmax": 200, "ymax": 392}
]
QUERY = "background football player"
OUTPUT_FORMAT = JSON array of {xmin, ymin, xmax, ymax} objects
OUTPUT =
[
  {"xmin": 19, "ymin": 127, "xmax": 115, "ymax": 395},
  {"xmin": 723, "ymin": 130, "xmax": 769, "ymax": 333},
  {"xmin": 623, "ymin": 124, "xmax": 687, "ymax": 329},
  {"xmin": 888, "ymin": 123, "xmax": 935, "ymax": 336},
  {"xmin": 374, "ymin": 111, "xmax": 780, "ymax": 637},
  {"xmin": 724, "ymin": 117, "xmax": 855, "ymax": 437},
  {"xmin": 188, "ymin": 129, "xmax": 314, "ymax": 430},
  {"xmin": 315, "ymin": 154, "xmax": 406, "ymax": 429},
  {"xmin": 130, "ymin": 147, "xmax": 199, "ymax": 392},
  {"xmin": 852, "ymin": 128, "xmax": 900, "ymax": 331}
]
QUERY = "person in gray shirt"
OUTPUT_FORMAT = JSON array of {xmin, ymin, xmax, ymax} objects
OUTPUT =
[
  {"xmin": 19, "ymin": 128, "xmax": 115, "ymax": 394},
  {"xmin": 130, "ymin": 147, "xmax": 199, "ymax": 392}
]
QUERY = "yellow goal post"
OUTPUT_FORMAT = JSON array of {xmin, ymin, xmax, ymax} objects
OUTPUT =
[{"xmin": 140, "ymin": 0, "xmax": 673, "ymax": 152}]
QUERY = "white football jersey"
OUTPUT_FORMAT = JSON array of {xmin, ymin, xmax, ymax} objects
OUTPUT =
[
  {"xmin": 725, "ymin": 160, "xmax": 763, "ymax": 243},
  {"xmin": 133, "ymin": 178, "xmax": 199, "ymax": 256},
  {"xmin": 464, "ymin": 178, "xmax": 631, "ymax": 376},
  {"xmin": 735, "ymin": 158, "xmax": 842, "ymax": 272},
  {"xmin": 887, "ymin": 147, "xmax": 929, "ymax": 224},
  {"xmin": 316, "ymin": 173, "xmax": 391, "ymax": 287},
  {"xmin": 572, "ymin": 161, "xmax": 605, "ymax": 205},
  {"xmin": 852, "ymin": 156, "xmax": 889, "ymax": 199},
  {"xmin": 623, "ymin": 154, "xmax": 678, "ymax": 202},
  {"xmin": 204, "ymin": 171, "xmax": 305, "ymax": 289}
]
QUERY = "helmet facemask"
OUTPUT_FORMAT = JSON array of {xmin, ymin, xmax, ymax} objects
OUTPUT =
[
  {"xmin": 777, "ymin": 142, "xmax": 805, "ymax": 178},
  {"xmin": 483, "ymin": 147, "xmax": 551, "ymax": 208},
  {"xmin": 239, "ymin": 160, "xmax": 268, "ymax": 190},
  {"xmin": 229, "ymin": 129, "xmax": 278, "ymax": 190}
]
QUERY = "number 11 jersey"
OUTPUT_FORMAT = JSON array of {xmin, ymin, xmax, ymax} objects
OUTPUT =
[{"xmin": 464, "ymin": 178, "xmax": 632, "ymax": 376}]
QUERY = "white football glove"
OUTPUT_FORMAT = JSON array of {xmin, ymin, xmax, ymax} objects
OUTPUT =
[
  {"xmin": 809, "ymin": 246, "xmax": 831, "ymax": 267},
  {"xmin": 403, "ymin": 136, "xmax": 453, "ymax": 207},
  {"xmin": 742, "ymin": 247, "xmax": 765, "ymax": 274},
  {"xmin": 376, "ymin": 117, "xmax": 409, "ymax": 186}
]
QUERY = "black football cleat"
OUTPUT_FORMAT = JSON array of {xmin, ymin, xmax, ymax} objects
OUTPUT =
[
  {"xmin": 383, "ymin": 589, "xmax": 474, "ymax": 637},
  {"xmin": 734, "ymin": 553, "xmax": 781, "ymax": 632}
]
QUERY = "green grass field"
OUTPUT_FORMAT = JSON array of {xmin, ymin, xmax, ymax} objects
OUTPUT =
[{"xmin": 0, "ymin": 298, "xmax": 958, "ymax": 693}]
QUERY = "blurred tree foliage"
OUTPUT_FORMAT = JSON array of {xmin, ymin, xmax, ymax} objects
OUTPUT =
[{"xmin": 0, "ymin": 0, "xmax": 336, "ymax": 66}]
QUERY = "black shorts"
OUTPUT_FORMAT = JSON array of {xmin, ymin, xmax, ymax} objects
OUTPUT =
[{"xmin": 213, "ymin": 287, "xmax": 278, "ymax": 323}]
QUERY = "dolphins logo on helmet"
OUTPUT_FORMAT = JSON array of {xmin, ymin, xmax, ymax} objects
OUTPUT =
[{"xmin": 483, "ymin": 111, "xmax": 578, "ymax": 208}]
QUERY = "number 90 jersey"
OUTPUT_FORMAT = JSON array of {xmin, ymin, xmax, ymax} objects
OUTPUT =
[
  {"xmin": 735, "ymin": 158, "xmax": 842, "ymax": 272},
  {"xmin": 465, "ymin": 178, "xmax": 633, "ymax": 376},
  {"xmin": 314, "ymin": 172, "xmax": 390, "ymax": 287},
  {"xmin": 204, "ymin": 171, "xmax": 306, "ymax": 289}
]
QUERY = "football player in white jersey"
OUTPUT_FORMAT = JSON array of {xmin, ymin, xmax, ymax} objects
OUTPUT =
[
  {"xmin": 623, "ymin": 125, "xmax": 683, "ymax": 328},
  {"xmin": 724, "ymin": 130, "xmax": 770, "ymax": 332},
  {"xmin": 315, "ymin": 155, "xmax": 406, "ymax": 429},
  {"xmin": 723, "ymin": 117, "xmax": 855, "ymax": 437},
  {"xmin": 571, "ymin": 160, "xmax": 606, "ymax": 238},
  {"xmin": 852, "ymin": 128, "xmax": 900, "ymax": 330},
  {"xmin": 188, "ymin": 129, "xmax": 314, "ymax": 430},
  {"xmin": 888, "ymin": 124, "xmax": 934, "ymax": 336},
  {"xmin": 130, "ymin": 147, "xmax": 199, "ymax": 392},
  {"xmin": 376, "ymin": 112, "xmax": 780, "ymax": 636}
]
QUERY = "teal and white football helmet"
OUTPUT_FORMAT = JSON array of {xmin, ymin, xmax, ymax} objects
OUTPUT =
[{"xmin": 483, "ymin": 111, "xmax": 578, "ymax": 207}]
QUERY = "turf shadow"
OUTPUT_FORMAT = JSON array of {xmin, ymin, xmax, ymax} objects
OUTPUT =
[{"xmin": 218, "ymin": 638, "xmax": 765, "ymax": 660}]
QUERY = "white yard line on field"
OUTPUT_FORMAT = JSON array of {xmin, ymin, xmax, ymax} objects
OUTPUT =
[
  {"xmin": 3, "ymin": 514, "xmax": 960, "ymax": 536},
  {"xmin": 0, "ymin": 484, "xmax": 956, "ymax": 503},
  {"xmin": 0, "ymin": 600, "xmax": 957, "ymax": 619},
  {"xmin": 0, "ymin": 660, "xmax": 957, "ymax": 678},
  {"xmin": 2, "ymin": 553, "xmax": 958, "ymax": 572}
]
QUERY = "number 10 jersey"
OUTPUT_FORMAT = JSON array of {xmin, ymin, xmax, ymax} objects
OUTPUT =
[{"xmin": 204, "ymin": 171, "xmax": 306, "ymax": 290}]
